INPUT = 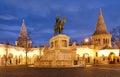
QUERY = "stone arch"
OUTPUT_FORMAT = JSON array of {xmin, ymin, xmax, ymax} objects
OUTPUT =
[
  {"xmin": 107, "ymin": 38, "xmax": 109, "ymax": 44},
  {"xmin": 62, "ymin": 40, "xmax": 67, "ymax": 47},
  {"xmin": 51, "ymin": 42, "xmax": 53, "ymax": 48},
  {"xmin": 83, "ymin": 53, "xmax": 90, "ymax": 63},
  {"xmin": 105, "ymin": 38, "xmax": 107, "ymax": 44},
  {"xmin": 8, "ymin": 53, "xmax": 13, "ymax": 59},
  {"xmin": 18, "ymin": 54, "xmax": 23, "ymax": 64},
  {"xmin": 2, "ymin": 55, "xmax": 6, "ymax": 59},
  {"xmin": 108, "ymin": 52, "xmax": 115, "ymax": 64},
  {"xmin": 83, "ymin": 53, "xmax": 89, "ymax": 58},
  {"xmin": 8, "ymin": 53, "xmax": 13, "ymax": 64},
  {"xmin": 33, "ymin": 54, "xmax": 38, "ymax": 58},
  {"xmin": 32, "ymin": 54, "xmax": 39, "ymax": 63},
  {"xmin": 55, "ymin": 40, "xmax": 58, "ymax": 48},
  {"xmin": 19, "ymin": 54, "xmax": 23, "ymax": 58},
  {"xmin": 95, "ymin": 39, "xmax": 96, "ymax": 44},
  {"xmin": 1, "ymin": 55, "xmax": 6, "ymax": 65},
  {"xmin": 76, "ymin": 54, "xmax": 80, "ymax": 60},
  {"xmin": 101, "ymin": 54, "xmax": 105, "ymax": 61},
  {"xmin": 98, "ymin": 39, "xmax": 100, "ymax": 45},
  {"xmin": 103, "ymin": 38, "xmax": 105, "ymax": 44}
]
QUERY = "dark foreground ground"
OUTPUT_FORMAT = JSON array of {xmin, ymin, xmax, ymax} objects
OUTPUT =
[{"xmin": 0, "ymin": 65, "xmax": 120, "ymax": 77}]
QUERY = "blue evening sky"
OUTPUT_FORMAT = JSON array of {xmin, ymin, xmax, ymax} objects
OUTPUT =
[{"xmin": 0, "ymin": 0, "xmax": 119, "ymax": 46}]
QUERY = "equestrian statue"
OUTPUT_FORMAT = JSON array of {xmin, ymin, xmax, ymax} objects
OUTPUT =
[{"xmin": 54, "ymin": 15, "xmax": 66, "ymax": 35}]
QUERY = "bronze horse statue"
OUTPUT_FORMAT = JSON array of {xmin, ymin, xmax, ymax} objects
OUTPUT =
[{"xmin": 54, "ymin": 16, "xmax": 66, "ymax": 35}]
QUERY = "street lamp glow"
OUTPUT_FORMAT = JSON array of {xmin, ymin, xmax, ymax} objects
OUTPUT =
[{"xmin": 84, "ymin": 38, "xmax": 89, "ymax": 43}]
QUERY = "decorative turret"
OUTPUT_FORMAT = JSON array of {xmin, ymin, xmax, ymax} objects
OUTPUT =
[
  {"xmin": 92, "ymin": 9, "xmax": 110, "ymax": 35},
  {"xmin": 19, "ymin": 19, "xmax": 28, "ymax": 38},
  {"xmin": 16, "ymin": 20, "xmax": 32, "ymax": 48},
  {"xmin": 92, "ymin": 9, "xmax": 112, "ymax": 48}
]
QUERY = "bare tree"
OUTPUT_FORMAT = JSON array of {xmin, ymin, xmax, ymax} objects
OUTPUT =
[
  {"xmin": 111, "ymin": 26, "xmax": 120, "ymax": 56},
  {"xmin": 111, "ymin": 26, "xmax": 120, "ymax": 42},
  {"xmin": 70, "ymin": 40, "xmax": 79, "ymax": 46},
  {"xmin": 5, "ymin": 40, "xmax": 9, "ymax": 66},
  {"xmin": 24, "ymin": 33, "xmax": 32, "ymax": 66}
]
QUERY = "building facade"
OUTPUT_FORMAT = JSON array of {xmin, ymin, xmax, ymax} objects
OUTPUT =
[
  {"xmin": 76, "ymin": 9, "xmax": 119, "ymax": 64},
  {"xmin": 0, "ymin": 9, "xmax": 119, "ymax": 66}
]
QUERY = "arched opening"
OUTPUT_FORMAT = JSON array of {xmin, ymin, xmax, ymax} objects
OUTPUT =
[
  {"xmin": 83, "ymin": 53, "xmax": 90, "ymax": 63},
  {"xmin": 55, "ymin": 40, "xmax": 58, "ymax": 48},
  {"xmin": 1, "ymin": 55, "xmax": 6, "ymax": 65},
  {"xmin": 102, "ymin": 54, "xmax": 105, "ymax": 61},
  {"xmin": 62, "ymin": 40, "xmax": 67, "ymax": 47},
  {"xmin": 108, "ymin": 52, "xmax": 115, "ymax": 64},
  {"xmin": 32, "ymin": 54, "xmax": 39, "ymax": 64},
  {"xmin": 51, "ymin": 42, "xmax": 53, "ymax": 48},
  {"xmin": 8, "ymin": 53, "xmax": 13, "ymax": 64},
  {"xmin": 103, "ymin": 38, "xmax": 105, "ymax": 44},
  {"xmin": 19, "ymin": 54, "xmax": 23, "ymax": 64}
]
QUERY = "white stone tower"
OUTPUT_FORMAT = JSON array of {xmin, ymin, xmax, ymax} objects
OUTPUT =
[{"xmin": 91, "ymin": 9, "xmax": 112, "ymax": 48}]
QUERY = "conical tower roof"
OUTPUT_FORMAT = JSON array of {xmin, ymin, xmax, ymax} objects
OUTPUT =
[
  {"xmin": 19, "ymin": 19, "xmax": 28, "ymax": 38},
  {"xmin": 92, "ymin": 9, "xmax": 110, "ymax": 35},
  {"xmin": 16, "ymin": 20, "xmax": 32, "ymax": 47}
]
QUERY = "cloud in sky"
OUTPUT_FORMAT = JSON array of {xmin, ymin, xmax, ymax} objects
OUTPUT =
[
  {"xmin": 1, "ymin": 0, "xmax": 105, "ymax": 17},
  {"xmin": 41, "ymin": 29, "xmax": 53, "ymax": 34},
  {"xmin": 0, "ymin": 0, "xmax": 120, "ymax": 46},
  {"xmin": 0, "ymin": 14, "xmax": 17, "ymax": 20},
  {"xmin": 0, "ymin": 30, "xmax": 18, "ymax": 40},
  {"xmin": 2, "ymin": 0, "xmax": 52, "ymax": 17},
  {"xmin": 66, "ymin": 29, "xmax": 92, "ymax": 39},
  {"xmin": 0, "ymin": 24, "xmax": 20, "ymax": 31}
]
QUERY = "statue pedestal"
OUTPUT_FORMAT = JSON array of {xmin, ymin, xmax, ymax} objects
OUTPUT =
[{"xmin": 49, "ymin": 34, "xmax": 70, "ymax": 49}]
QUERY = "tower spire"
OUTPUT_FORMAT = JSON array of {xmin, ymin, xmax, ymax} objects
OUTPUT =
[
  {"xmin": 23, "ymin": 19, "xmax": 24, "ymax": 23},
  {"xmin": 92, "ymin": 8, "xmax": 110, "ymax": 35},
  {"xmin": 19, "ymin": 19, "xmax": 28, "ymax": 38},
  {"xmin": 92, "ymin": 9, "xmax": 112, "ymax": 47},
  {"xmin": 100, "ymin": 8, "xmax": 102, "ymax": 13},
  {"xmin": 16, "ymin": 19, "xmax": 32, "ymax": 47}
]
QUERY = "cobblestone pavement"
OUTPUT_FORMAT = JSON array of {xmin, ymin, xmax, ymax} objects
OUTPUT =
[{"xmin": 0, "ymin": 65, "xmax": 120, "ymax": 77}]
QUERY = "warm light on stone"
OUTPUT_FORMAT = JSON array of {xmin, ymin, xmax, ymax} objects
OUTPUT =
[
  {"xmin": 0, "ymin": 9, "xmax": 120, "ymax": 66},
  {"xmin": 84, "ymin": 38, "xmax": 89, "ymax": 43}
]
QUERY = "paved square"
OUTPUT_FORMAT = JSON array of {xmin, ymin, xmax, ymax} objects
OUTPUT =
[{"xmin": 0, "ymin": 65, "xmax": 120, "ymax": 77}]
